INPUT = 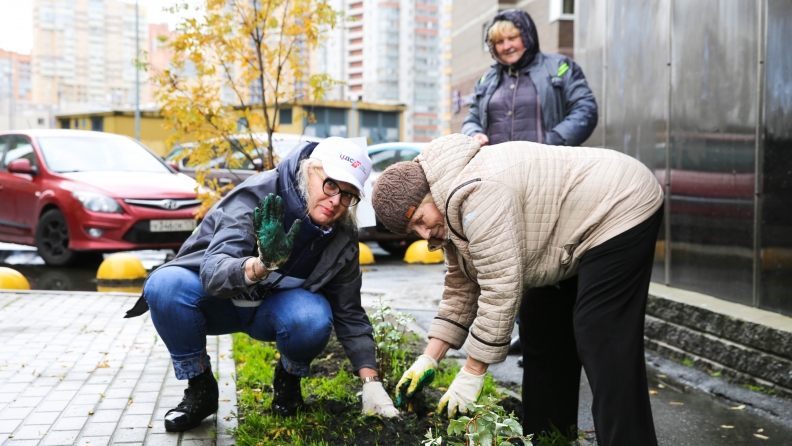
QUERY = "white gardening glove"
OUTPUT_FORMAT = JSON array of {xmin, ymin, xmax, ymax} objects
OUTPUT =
[
  {"xmin": 361, "ymin": 381, "xmax": 401, "ymax": 418},
  {"xmin": 437, "ymin": 366, "xmax": 485, "ymax": 419},
  {"xmin": 395, "ymin": 354, "xmax": 438, "ymax": 407}
]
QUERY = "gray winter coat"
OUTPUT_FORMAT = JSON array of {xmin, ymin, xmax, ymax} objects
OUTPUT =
[
  {"xmin": 125, "ymin": 142, "xmax": 376, "ymax": 372},
  {"xmin": 462, "ymin": 9, "xmax": 598, "ymax": 147}
]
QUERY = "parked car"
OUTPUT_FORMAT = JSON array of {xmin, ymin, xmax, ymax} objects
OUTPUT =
[
  {"xmin": 0, "ymin": 129, "xmax": 202, "ymax": 266},
  {"xmin": 358, "ymin": 142, "xmax": 426, "ymax": 256},
  {"xmin": 165, "ymin": 132, "xmax": 324, "ymax": 187}
]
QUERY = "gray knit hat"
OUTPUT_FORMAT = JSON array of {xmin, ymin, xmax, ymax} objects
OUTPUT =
[{"xmin": 371, "ymin": 161, "xmax": 430, "ymax": 234}]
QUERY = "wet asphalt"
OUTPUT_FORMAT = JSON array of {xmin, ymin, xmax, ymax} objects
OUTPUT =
[{"xmin": 2, "ymin": 241, "xmax": 792, "ymax": 445}]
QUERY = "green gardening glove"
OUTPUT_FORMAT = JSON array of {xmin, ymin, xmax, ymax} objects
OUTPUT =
[
  {"xmin": 394, "ymin": 354, "xmax": 438, "ymax": 407},
  {"xmin": 252, "ymin": 194, "xmax": 301, "ymax": 270}
]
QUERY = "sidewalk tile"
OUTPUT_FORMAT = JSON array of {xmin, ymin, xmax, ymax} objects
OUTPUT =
[
  {"xmin": 182, "ymin": 419, "xmax": 214, "ymax": 440},
  {"xmin": 160, "ymin": 387, "xmax": 184, "ymax": 397},
  {"xmin": 79, "ymin": 384, "xmax": 110, "ymax": 395},
  {"xmin": 0, "ymin": 393, "xmax": 19, "ymax": 403},
  {"xmin": 73, "ymin": 394, "xmax": 103, "ymax": 405},
  {"xmin": 217, "ymin": 434, "xmax": 235, "ymax": 446},
  {"xmin": 112, "ymin": 427, "xmax": 147, "ymax": 443},
  {"xmin": 36, "ymin": 400, "xmax": 70, "ymax": 412},
  {"xmin": 89, "ymin": 410, "xmax": 123, "ymax": 424},
  {"xmin": 97, "ymin": 398, "xmax": 129, "ymax": 410},
  {"xmin": 77, "ymin": 435, "xmax": 111, "ymax": 446},
  {"xmin": 133, "ymin": 383, "xmax": 162, "ymax": 393},
  {"xmin": 0, "ymin": 406, "xmax": 34, "ymax": 419},
  {"xmin": 10, "ymin": 397, "xmax": 44, "ymax": 407},
  {"xmin": 126, "ymin": 403, "xmax": 156, "ymax": 416},
  {"xmin": 20, "ymin": 386, "xmax": 53, "ymax": 397},
  {"xmin": 105, "ymin": 388, "xmax": 133, "ymax": 399},
  {"xmin": 0, "ymin": 419, "xmax": 22, "ymax": 433},
  {"xmin": 6, "ymin": 440, "xmax": 40, "ymax": 446},
  {"xmin": 1, "ymin": 383, "xmax": 29, "ymax": 392},
  {"xmin": 47, "ymin": 390, "xmax": 78, "ymax": 401},
  {"xmin": 56, "ymin": 381, "xmax": 84, "ymax": 390},
  {"xmin": 144, "ymin": 433, "xmax": 179, "ymax": 446},
  {"xmin": 82, "ymin": 422, "xmax": 117, "ymax": 437},
  {"xmin": 52, "ymin": 416, "xmax": 88, "ymax": 431},
  {"xmin": 129, "ymin": 392, "xmax": 159, "ymax": 404},
  {"xmin": 42, "ymin": 429, "xmax": 81, "ymax": 445},
  {"xmin": 11, "ymin": 424, "xmax": 49, "ymax": 439},
  {"xmin": 63, "ymin": 404, "xmax": 96, "ymax": 418},
  {"xmin": 180, "ymin": 440, "xmax": 213, "ymax": 446},
  {"xmin": 118, "ymin": 415, "xmax": 151, "ymax": 429},
  {"xmin": 27, "ymin": 412, "xmax": 59, "ymax": 425}
]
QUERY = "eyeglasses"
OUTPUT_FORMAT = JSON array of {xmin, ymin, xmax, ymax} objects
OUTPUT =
[{"xmin": 313, "ymin": 167, "xmax": 361, "ymax": 207}]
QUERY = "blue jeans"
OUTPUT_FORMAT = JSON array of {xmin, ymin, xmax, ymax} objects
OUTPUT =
[{"xmin": 144, "ymin": 266, "xmax": 333, "ymax": 380}]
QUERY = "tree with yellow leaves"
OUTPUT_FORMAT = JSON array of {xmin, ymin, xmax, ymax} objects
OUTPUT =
[{"xmin": 153, "ymin": 0, "xmax": 340, "ymax": 217}]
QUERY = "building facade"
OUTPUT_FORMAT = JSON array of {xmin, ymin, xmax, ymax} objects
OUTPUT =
[
  {"xmin": 449, "ymin": 0, "xmax": 575, "ymax": 133},
  {"xmin": 32, "ymin": 0, "xmax": 150, "ymax": 113},
  {"xmin": 575, "ymin": 0, "xmax": 792, "ymax": 315},
  {"xmin": 0, "ymin": 49, "xmax": 46, "ymax": 131},
  {"xmin": 314, "ymin": 0, "xmax": 452, "ymax": 142}
]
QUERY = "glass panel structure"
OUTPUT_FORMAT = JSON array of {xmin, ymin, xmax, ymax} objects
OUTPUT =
[
  {"xmin": 575, "ymin": 0, "xmax": 792, "ymax": 314},
  {"xmin": 761, "ymin": 0, "xmax": 792, "ymax": 312}
]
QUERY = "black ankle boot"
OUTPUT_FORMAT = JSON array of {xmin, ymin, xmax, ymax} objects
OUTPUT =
[
  {"xmin": 271, "ymin": 360, "xmax": 303, "ymax": 416},
  {"xmin": 164, "ymin": 368, "xmax": 219, "ymax": 432}
]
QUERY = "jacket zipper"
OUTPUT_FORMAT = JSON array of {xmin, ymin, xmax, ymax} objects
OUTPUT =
[{"xmin": 510, "ymin": 73, "xmax": 519, "ymax": 141}]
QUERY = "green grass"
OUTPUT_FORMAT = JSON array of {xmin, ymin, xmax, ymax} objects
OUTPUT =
[
  {"xmin": 743, "ymin": 384, "xmax": 776, "ymax": 395},
  {"xmin": 230, "ymin": 334, "xmax": 507, "ymax": 445},
  {"xmin": 682, "ymin": 357, "xmax": 694, "ymax": 367}
]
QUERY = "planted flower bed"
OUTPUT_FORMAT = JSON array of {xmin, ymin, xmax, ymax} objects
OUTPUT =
[{"xmin": 228, "ymin": 300, "xmax": 535, "ymax": 445}]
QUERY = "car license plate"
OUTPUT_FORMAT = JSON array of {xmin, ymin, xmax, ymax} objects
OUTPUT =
[{"xmin": 150, "ymin": 219, "xmax": 196, "ymax": 232}]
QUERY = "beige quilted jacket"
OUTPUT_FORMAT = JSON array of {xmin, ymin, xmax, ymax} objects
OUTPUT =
[{"xmin": 418, "ymin": 134, "xmax": 664, "ymax": 364}]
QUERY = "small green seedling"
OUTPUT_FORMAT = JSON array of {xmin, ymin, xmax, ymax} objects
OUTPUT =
[
  {"xmin": 423, "ymin": 396, "xmax": 533, "ymax": 446},
  {"xmin": 369, "ymin": 296, "xmax": 415, "ymax": 391}
]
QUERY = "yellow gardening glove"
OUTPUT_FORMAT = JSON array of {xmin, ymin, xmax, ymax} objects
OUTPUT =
[
  {"xmin": 394, "ymin": 354, "xmax": 438, "ymax": 407},
  {"xmin": 437, "ymin": 366, "xmax": 485, "ymax": 419}
]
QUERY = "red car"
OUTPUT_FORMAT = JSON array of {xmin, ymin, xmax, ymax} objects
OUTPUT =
[{"xmin": 0, "ymin": 130, "xmax": 202, "ymax": 266}]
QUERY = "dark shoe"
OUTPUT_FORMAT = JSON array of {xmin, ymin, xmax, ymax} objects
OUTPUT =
[
  {"xmin": 164, "ymin": 368, "xmax": 219, "ymax": 432},
  {"xmin": 517, "ymin": 358, "xmax": 523, "ymax": 368},
  {"xmin": 272, "ymin": 359, "xmax": 304, "ymax": 416}
]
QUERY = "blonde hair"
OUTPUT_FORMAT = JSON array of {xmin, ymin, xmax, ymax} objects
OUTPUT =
[
  {"xmin": 421, "ymin": 194, "xmax": 434, "ymax": 205},
  {"xmin": 297, "ymin": 158, "xmax": 357, "ymax": 227},
  {"xmin": 487, "ymin": 19, "xmax": 520, "ymax": 43}
]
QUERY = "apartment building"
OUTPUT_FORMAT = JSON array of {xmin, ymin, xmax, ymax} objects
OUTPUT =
[
  {"xmin": 449, "ymin": 0, "xmax": 575, "ymax": 132},
  {"xmin": 32, "ymin": 0, "xmax": 150, "ymax": 113},
  {"xmin": 315, "ymin": 0, "xmax": 452, "ymax": 142},
  {"xmin": 0, "ymin": 49, "xmax": 49, "ymax": 130}
]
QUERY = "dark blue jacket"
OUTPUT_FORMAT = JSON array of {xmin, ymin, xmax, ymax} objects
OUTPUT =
[
  {"xmin": 128, "ymin": 142, "xmax": 375, "ymax": 372},
  {"xmin": 462, "ymin": 9, "xmax": 598, "ymax": 146}
]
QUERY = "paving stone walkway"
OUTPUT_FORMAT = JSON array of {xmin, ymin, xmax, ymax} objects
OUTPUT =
[{"xmin": 0, "ymin": 290, "xmax": 236, "ymax": 446}]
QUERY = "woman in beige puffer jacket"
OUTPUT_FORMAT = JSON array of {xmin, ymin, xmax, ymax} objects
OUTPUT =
[{"xmin": 371, "ymin": 133, "xmax": 664, "ymax": 446}]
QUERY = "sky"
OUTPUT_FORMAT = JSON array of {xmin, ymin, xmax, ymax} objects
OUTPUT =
[{"xmin": 0, "ymin": 0, "xmax": 197, "ymax": 55}]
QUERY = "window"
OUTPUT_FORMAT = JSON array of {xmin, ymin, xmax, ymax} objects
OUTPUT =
[
  {"xmin": 398, "ymin": 149, "xmax": 421, "ymax": 162},
  {"xmin": 3, "ymin": 137, "xmax": 37, "ymax": 170},
  {"xmin": 549, "ymin": 0, "xmax": 574, "ymax": 22},
  {"xmin": 369, "ymin": 150, "xmax": 397, "ymax": 172},
  {"xmin": 91, "ymin": 116, "xmax": 104, "ymax": 132},
  {"xmin": 0, "ymin": 136, "xmax": 8, "ymax": 168},
  {"xmin": 59, "ymin": 119, "xmax": 70, "ymax": 129},
  {"xmin": 280, "ymin": 109, "xmax": 293, "ymax": 125}
]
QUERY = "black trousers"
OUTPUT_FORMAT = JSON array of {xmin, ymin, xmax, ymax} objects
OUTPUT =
[{"xmin": 520, "ymin": 207, "xmax": 662, "ymax": 446}]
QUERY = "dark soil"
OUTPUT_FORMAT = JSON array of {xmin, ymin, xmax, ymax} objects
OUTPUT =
[{"xmin": 298, "ymin": 335, "xmax": 523, "ymax": 446}]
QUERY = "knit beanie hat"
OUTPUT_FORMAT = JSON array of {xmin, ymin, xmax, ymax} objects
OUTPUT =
[{"xmin": 371, "ymin": 161, "xmax": 430, "ymax": 234}]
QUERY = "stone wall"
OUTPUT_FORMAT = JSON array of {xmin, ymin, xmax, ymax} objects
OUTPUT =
[{"xmin": 644, "ymin": 289, "xmax": 792, "ymax": 399}]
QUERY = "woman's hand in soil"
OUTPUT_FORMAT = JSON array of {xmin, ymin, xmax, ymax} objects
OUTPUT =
[
  {"xmin": 362, "ymin": 381, "xmax": 401, "ymax": 418},
  {"xmin": 437, "ymin": 366, "xmax": 485, "ymax": 419},
  {"xmin": 394, "ymin": 354, "xmax": 438, "ymax": 407},
  {"xmin": 253, "ymin": 194, "xmax": 301, "ymax": 270}
]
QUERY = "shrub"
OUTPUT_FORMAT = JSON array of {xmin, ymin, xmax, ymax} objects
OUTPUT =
[
  {"xmin": 423, "ymin": 396, "xmax": 533, "ymax": 446},
  {"xmin": 369, "ymin": 296, "xmax": 416, "ymax": 391}
]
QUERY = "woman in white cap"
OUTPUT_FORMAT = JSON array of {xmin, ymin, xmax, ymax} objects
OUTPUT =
[{"xmin": 125, "ymin": 137, "xmax": 399, "ymax": 432}]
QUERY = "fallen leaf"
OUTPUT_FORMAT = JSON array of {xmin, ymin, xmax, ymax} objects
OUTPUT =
[
  {"xmin": 220, "ymin": 399, "xmax": 230, "ymax": 402},
  {"xmin": 657, "ymin": 384, "xmax": 665, "ymax": 389},
  {"xmin": 757, "ymin": 428, "xmax": 764, "ymax": 433},
  {"xmin": 220, "ymin": 354, "xmax": 226, "ymax": 359},
  {"xmin": 656, "ymin": 374, "xmax": 667, "ymax": 378},
  {"xmin": 8, "ymin": 435, "xmax": 13, "ymax": 438},
  {"xmin": 96, "ymin": 360, "xmax": 110, "ymax": 369},
  {"xmin": 148, "ymin": 424, "xmax": 153, "ymax": 428},
  {"xmin": 88, "ymin": 411, "xmax": 94, "ymax": 415},
  {"xmin": 100, "ymin": 393, "xmax": 106, "ymax": 398},
  {"xmin": 128, "ymin": 398, "xmax": 133, "ymax": 406},
  {"xmin": 721, "ymin": 425, "xmax": 733, "ymax": 429},
  {"xmin": 730, "ymin": 404, "xmax": 746, "ymax": 410},
  {"xmin": 754, "ymin": 434, "xmax": 769, "ymax": 440},
  {"xmin": 670, "ymin": 402, "xmax": 684, "ymax": 405},
  {"xmin": 649, "ymin": 390, "xmax": 659, "ymax": 396},
  {"xmin": 224, "ymin": 415, "xmax": 232, "ymax": 421}
]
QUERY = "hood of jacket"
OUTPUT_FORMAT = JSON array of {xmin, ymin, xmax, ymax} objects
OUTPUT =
[
  {"xmin": 414, "ymin": 134, "xmax": 481, "ymax": 218},
  {"xmin": 486, "ymin": 9, "xmax": 540, "ymax": 70},
  {"xmin": 275, "ymin": 140, "xmax": 321, "ymax": 233}
]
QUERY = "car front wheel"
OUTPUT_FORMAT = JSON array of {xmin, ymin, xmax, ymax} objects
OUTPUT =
[{"xmin": 36, "ymin": 209, "xmax": 77, "ymax": 266}]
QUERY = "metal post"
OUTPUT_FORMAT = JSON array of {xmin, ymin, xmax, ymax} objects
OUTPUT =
[
  {"xmin": 752, "ymin": 0, "xmax": 767, "ymax": 308},
  {"xmin": 664, "ymin": 0, "xmax": 673, "ymax": 285},
  {"xmin": 134, "ymin": 0, "xmax": 141, "ymax": 140}
]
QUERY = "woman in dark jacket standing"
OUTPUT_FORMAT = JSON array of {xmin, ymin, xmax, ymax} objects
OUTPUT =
[
  {"xmin": 462, "ymin": 9, "xmax": 598, "ymax": 147},
  {"xmin": 462, "ymin": 9, "xmax": 601, "ymax": 441}
]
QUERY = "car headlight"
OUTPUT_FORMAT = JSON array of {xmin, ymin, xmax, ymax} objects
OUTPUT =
[{"xmin": 72, "ymin": 191, "xmax": 123, "ymax": 213}]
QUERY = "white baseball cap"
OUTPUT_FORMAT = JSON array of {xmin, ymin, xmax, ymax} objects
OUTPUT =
[{"xmin": 309, "ymin": 137, "xmax": 372, "ymax": 195}]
